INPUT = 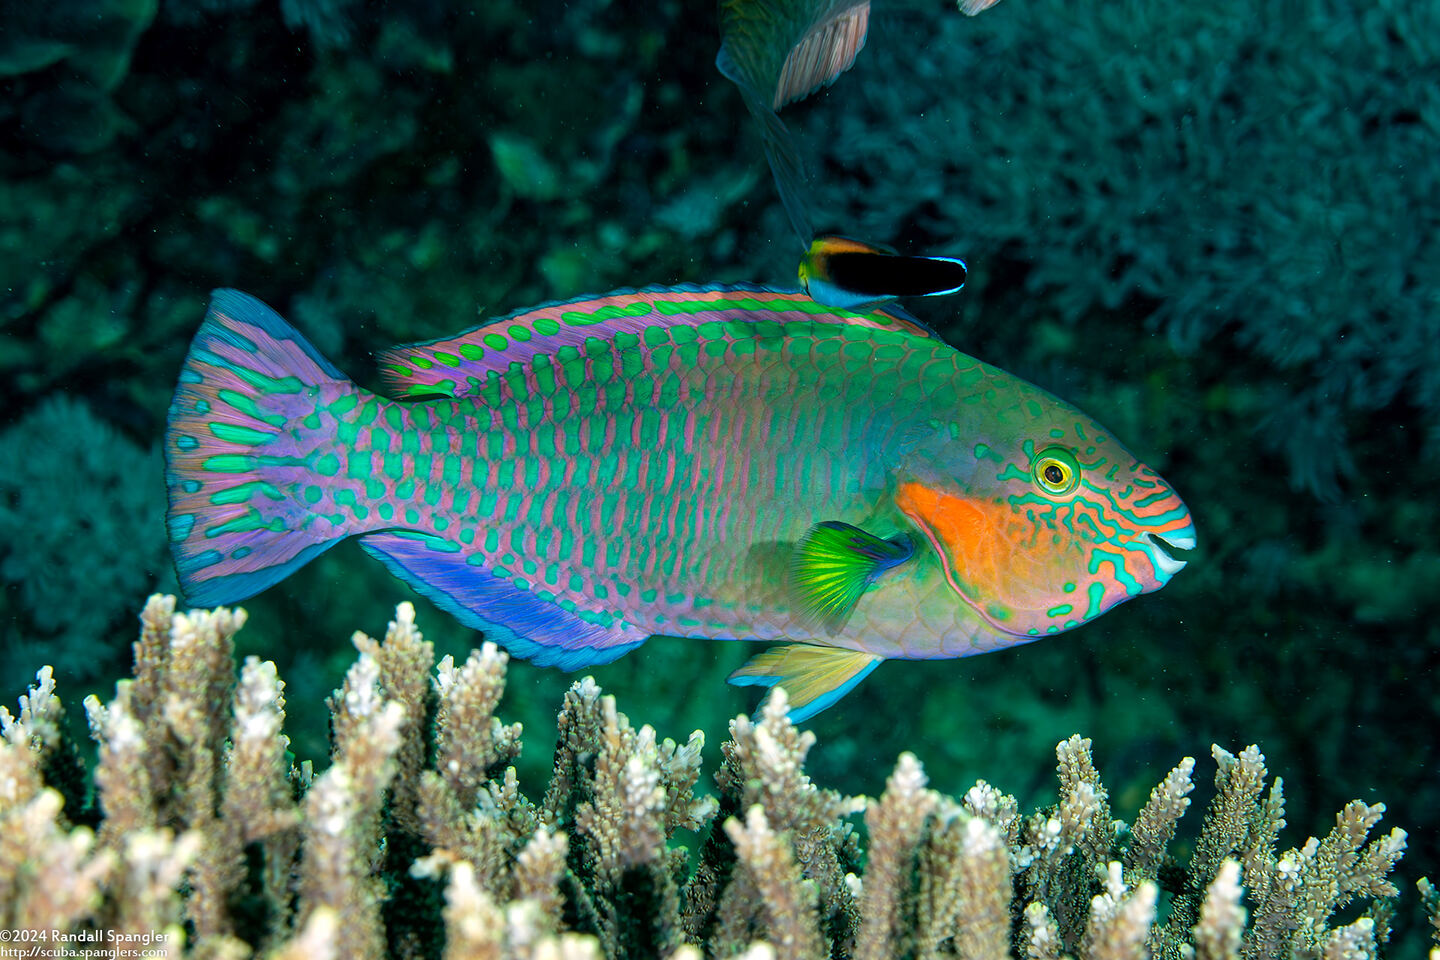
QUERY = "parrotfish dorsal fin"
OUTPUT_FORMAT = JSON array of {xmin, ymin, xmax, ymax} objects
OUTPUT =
[
  {"xmin": 729, "ymin": 643, "xmax": 882, "ymax": 721},
  {"xmin": 374, "ymin": 283, "xmax": 943, "ymax": 401}
]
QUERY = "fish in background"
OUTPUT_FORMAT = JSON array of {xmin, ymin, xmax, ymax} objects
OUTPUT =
[
  {"xmin": 717, "ymin": 0, "xmax": 1000, "ymax": 309},
  {"xmin": 165, "ymin": 286, "xmax": 1194, "ymax": 720},
  {"xmin": 799, "ymin": 235, "xmax": 969, "ymax": 312}
]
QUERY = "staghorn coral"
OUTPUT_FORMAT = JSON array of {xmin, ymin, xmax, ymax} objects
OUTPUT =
[{"xmin": 0, "ymin": 596, "xmax": 1426, "ymax": 958}]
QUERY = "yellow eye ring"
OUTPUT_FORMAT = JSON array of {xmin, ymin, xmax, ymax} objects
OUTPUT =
[{"xmin": 1032, "ymin": 447, "xmax": 1081, "ymax": 496}]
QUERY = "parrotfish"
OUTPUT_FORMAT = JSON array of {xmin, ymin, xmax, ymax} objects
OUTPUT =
[
  {"xmin": 718, "ymin": 1, "xmax": 987, "ymax": 306},
  {"xmin": 165, "ymin": 286, "xmax": 1194, "ymax": 720}
]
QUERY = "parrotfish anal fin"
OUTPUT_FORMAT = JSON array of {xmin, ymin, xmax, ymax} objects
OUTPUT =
[
  {"xmin": 790, "ymin": 521, "xmax": 913, "ymax": 635},
  {"xmin": 729, "ymin": 644, "xmax": 882, "ymax": 721},
  {"xmin": 375, "ymin": 283, "xmax": 940, "ymax": 401},
  {"xmin": 358, "ymin": 531, "xmax": 647, "ymax": 669}
]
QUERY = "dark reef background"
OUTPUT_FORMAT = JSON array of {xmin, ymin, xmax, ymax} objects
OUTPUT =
[{"xmin": 1, "ymin": 0, "xmax": 1436, "ymax": 950}]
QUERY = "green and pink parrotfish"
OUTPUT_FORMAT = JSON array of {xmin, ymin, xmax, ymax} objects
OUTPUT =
[{"xmin": 165, "ymin": 285, "xmax": 1194, "ymax": 720}]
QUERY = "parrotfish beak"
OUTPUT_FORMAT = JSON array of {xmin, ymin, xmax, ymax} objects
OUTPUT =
[{"xmin": 1138, "ymin": 523, "xmax": 1197, "ymax": 587}]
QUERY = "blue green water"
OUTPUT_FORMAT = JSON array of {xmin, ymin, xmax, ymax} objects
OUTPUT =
[{"xmin": 0, "ymin": 0, "xmax": 1435, "ymax": 952}]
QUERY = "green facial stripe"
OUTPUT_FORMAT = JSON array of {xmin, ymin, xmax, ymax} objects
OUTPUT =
[
  {"xmin": 1133, "ymin": 489, "xmax": 1177, "ymax": 508},
  {"xmin": 1085, "ymin": 582, "xmax": 1107, "ymax": 619},
  {"xmin": 974, "ymin": 442, "xmax": 1004, "ymax": 463},
  {"xmin": 1088, "ymin": 548, "xmax": 1144, "ymax": 596},
  {"xmin": 997, "ymin": 463, "xmax": 1030, "ymax": 483}
]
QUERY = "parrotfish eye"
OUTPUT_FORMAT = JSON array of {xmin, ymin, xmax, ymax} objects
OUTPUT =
[{"xmin": 1032, "ymin": 447, "xmax": 1081, "ymax": 497}]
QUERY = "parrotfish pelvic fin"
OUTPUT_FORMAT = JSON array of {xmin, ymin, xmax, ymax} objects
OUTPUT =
[
  {"xmin": 789, "ymin": 520, "xmax": 914, "ymax": 635},
  {"xmin": 799, "ymin": 235, "xmax": 969, "ymax": 312},
  {"xmin": 729, "ymin": 643, "xmax": 883, "ymax": 721}
]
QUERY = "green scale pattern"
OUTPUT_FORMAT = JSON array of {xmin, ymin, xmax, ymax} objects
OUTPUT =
[{"xmin": 324, "ymin": 318, "xmax": 964, "ymax": 648}]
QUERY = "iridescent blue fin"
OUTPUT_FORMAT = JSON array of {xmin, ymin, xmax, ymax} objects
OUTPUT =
[
  {"xmin": 358, "ymin": 531, "xmax": 648, "ymax": 669},
  {"xmin": 729, "ymin": 643, "xmax": 882, "ymax": 721}
]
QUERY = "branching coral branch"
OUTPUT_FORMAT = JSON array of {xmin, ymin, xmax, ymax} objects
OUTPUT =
[{"xmin": 0, "ymin": 598, "xmax": 1424, "ymax": 959}]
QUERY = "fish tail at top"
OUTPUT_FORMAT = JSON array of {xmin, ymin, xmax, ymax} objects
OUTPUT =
[
  {"xmin": 717, "ymin": 46, "xmax": 815, "ymax": 243},
  {"xmin": 165, "ymin": 289, "xmax": 364, "ymax": 607}
]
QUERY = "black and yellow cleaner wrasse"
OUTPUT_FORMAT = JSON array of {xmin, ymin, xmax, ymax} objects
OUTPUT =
[
  {"xmin": 799, "ymin": 235, "xmax": 969, "ymax": 312},
  {"xmin": 716, "ymin": 0, "xmax": 998, "ymax": 307}
]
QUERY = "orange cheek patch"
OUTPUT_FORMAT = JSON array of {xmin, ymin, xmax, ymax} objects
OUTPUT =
[
  {"xmin": 895, "ymin": 481, "xmax": 1073, "ymax": 626},
  {"xmin": 895, "ymin": 481, "xmax": 1014, "ymax": 603}
]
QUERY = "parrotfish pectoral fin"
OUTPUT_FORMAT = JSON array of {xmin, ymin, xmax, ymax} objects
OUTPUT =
[
  {"xmin": 165, "ymin": 289, "xmax": 355, "ymax": 607},
  {"xmin": 729, "ymin": 644, "xmax": 882, "ymax": 722},
  {"xmin": 358, "ymin": 531, "xmax": 648, "ymax": 670},
  {"xmin": 789, "ymin": 520, "xmax": 914, "ymax": 634},
  {"xmin": 799, "ymin": 235, "xmax": 969, "ymax": 312}
]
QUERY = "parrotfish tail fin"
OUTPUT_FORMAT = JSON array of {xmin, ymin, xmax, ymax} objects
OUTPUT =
[
  {"xmin": 716, "ymin": 0, "xmax": 870, "ymax": 244},
  {"xmin": 165, "ymin": 289, "xmax": 362, "ymax": 607},
  {"xmin": 959, "ymin": 0, "xmax": 1004, "ymax": 15},
  {"xmin": 729, "ymin": 643, "xmax": 882, "ymax": 722},
  {"xmin": 718, "ymin": 47, "xmax": 815, "ymax": 244}
]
